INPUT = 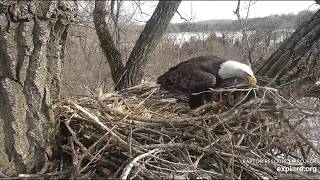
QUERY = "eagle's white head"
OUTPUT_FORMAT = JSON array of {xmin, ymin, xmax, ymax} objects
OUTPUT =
[{"xmin": 218, "ymin": 60, "xmax": 257, "ymax": 86}]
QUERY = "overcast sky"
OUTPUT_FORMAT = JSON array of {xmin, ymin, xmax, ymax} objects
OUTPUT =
[
  {"xmin": 125, "ymin": 1, "xmax": 319, "ymax": 23},
  {"xmin": 173, "ymin": 1, "xmax": 318, "ymax": 22}
]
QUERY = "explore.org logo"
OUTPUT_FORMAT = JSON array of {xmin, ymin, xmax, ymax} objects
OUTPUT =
[
  {"xmin": 241, "ymin": 158, "xmax": 319, "ymax": 174},
  {"xmin": 277, "ymin": 166, "xmax": 317, "ymax": 173}
]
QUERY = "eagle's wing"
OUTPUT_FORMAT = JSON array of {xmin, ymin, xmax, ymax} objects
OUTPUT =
[{"xmin": 159, "ymin": 68, "xmax": 217, "ymax": 93}]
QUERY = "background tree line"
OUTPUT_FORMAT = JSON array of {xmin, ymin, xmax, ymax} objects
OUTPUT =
[{"xmin": 166, "ymin": 10, "xmax": 315, "ymax": 33}]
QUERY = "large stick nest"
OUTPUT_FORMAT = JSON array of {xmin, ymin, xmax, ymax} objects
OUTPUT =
[{"xmin": 38, "ymin": 84, "xmax": 320, "ymax": 179}]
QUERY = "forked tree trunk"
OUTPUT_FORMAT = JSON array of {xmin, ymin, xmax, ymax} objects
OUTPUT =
[
  {"xmin": 94, "ymin": 0, "xmax": 181, "ymax": 90},
  {"xmin": 116, "ymin": 1, "xmax": 182, "ymax": 90},
  {"xmin": 257, "ymin": 9, "xmax": 320, "ymax": 97},
  {"xmin": 0, "ymin": 1, "xmax": 76, "ymax": 175}
]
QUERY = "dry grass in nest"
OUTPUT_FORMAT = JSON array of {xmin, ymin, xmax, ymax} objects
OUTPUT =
[{"xmin": 21, "ymin": 84, "xmax": 320, "ymax": 179}]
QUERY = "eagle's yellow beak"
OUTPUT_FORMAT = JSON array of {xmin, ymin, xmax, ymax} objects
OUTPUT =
[{"xmin": 247, "ymin": 75, "xmax": 257, "ymax": 86}]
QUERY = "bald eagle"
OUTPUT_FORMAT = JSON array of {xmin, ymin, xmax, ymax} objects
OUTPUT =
[{"xmin": 157, "ymin": 55, "xmax": 257, "ymax": 109}]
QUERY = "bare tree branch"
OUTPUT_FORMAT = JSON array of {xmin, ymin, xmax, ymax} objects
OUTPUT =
[{"xmin": 234, "ymin": 0, "xmax": 256, "ymax": 65}]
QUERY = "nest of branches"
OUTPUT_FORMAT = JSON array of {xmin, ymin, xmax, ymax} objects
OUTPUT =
[{"xmin": 43, "ymin": 84, "xmax": 320, "ymax": 179}]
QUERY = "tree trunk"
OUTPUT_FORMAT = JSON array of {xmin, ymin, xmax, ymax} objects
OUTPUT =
[
  {"xmin": 257, "ymin": 10, "xmax": 320, "ymax": 80},
  {"xmin": 0, "ymin": 1, "xmax": 76, "ymax": 176},
  {"xmin": 116, "ymin": 0, "xmax": 182, "ymax": 90},
  {"xmin": 257, "ymin": 9, "xmax": 320, "ymax": 97},
  {"xmin": 93, "ymin": 1, "xmax": 125, "ymax": 87},
  {"xmin": 93, "ymin": 0, "xmax": 181, "ymax": 91}
]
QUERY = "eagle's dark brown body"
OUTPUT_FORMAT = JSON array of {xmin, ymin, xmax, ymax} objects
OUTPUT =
[{"xmin": 157, "ymin": 55, "xmax": 229, "ymax": 108}]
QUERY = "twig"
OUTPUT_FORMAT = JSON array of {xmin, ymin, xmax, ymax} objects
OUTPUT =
[
  {"xmin": 120, "ymin": 148, "xmax": 161, "ymax": 180},
  {"xmin": 70, "ymin": 101, "xmax": 143, "ymax": 153},
  {"xmin": 52, "ymin": 83, "xmax": 320, "ymax": 179},
  {"xmin": 286, "ymin": 119, "xmax": 320, "ymax": 156}
]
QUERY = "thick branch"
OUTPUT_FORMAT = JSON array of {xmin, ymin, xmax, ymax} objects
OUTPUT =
[
  {"xmin": 116, "ymin": 0, "xmax": 182, "ymax": 90},
  {"xmin": 93, "ymin": 0, "xmax": 125, "ymax": 86},
  {"xmin": 257, "ymin": 9, "xmax": 320, "ymax": 81}
]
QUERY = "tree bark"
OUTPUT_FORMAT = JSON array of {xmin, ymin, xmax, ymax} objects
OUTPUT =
[
  {"xmin": 257, "ymin": 9, "xmax": 320, "ymax": 97},
  {"xmin": 0, "ymin": 1, "xmax": 76, "ymax": 175},
  {"xmin": 93, "ymin": 0, "xmax": 181, "ymax": 90},
  {"xmin": 93, "ymin": 1, "xmax": 125, "ymax": 87},
  {"xmin": 116, "ymin": 0, "xmax": 182, "ymax": 90},
  {"xmin": 257, "ymin": 10, "xmax": 320, "ymax": 80}
]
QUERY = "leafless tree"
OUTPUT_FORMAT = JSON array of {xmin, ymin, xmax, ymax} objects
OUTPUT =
[
  {"xmin": 234, "ymin": 0, "xmax": 258, "ymax": 65},
  {"xmin": 93, "ymin": 0, "xmax": 181, "ymax": 90},
  {"xmin": 0, "ymin": 1, "xmax": 76, "ymax": 175},
  {"xmin": 175, "ymin": 3, "xmax": 196, "ymax": 61},
  {"xmin": 257, "ymin": 8, "xmax": 320, "ymax": 98}
]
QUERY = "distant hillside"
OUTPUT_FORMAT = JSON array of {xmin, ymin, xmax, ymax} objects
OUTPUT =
[
  {"xmin": 166, "ymin": 10, "xmax": 315, "ymax": 33},
  {"xmin": 167, "ymin": 19, "xmax": 234, "ymax": 32}
]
